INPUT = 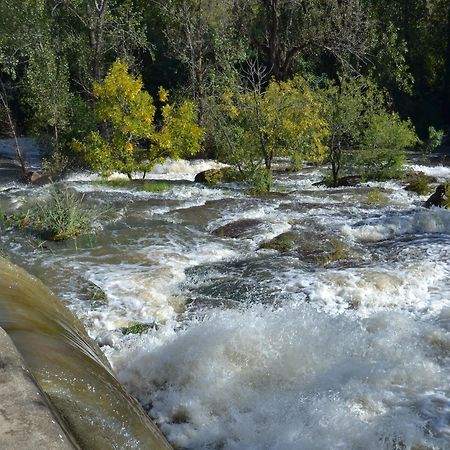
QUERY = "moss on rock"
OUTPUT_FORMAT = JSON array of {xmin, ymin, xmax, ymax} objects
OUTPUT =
[{"xmin": 194, "ymin": 167, "xmax": 243, "ymax": 185}]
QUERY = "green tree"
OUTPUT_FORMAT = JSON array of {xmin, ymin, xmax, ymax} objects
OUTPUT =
[
  {"xmin": 237, "ymin": 0, "xmax": 372, "ymax": 81},
  {"xmin": 153, "ymin": 0, "xmax": 246, "ymax": 125},
  {"xmin": 23, "ymin": 48, "xmax": 72, "ymax": 152},
  {"xmin": 215, "ymin": 67, "xmax": 328, "ymax": 192},
  {"xmin": 50, "ymin": 0, "xmax": 150, "ymax": 92},
  {"xmin": 74, "ymin": 60, "xmax": 203, "ymax": 178},
  {"xmin": 320, "ymin": 76, "xmax": 418, "ymax": 184}
]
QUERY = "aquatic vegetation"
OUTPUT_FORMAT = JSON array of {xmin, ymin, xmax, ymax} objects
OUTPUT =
[
  {"xmin": 27, "ymin": 189, "xmax": 94, "ymax": 240},
  {"xmin": 1, "ymin": 189, "xmax": 96, "ymax": 241},
  {"xmin": 140, "ymin": 182, "xmax": 171, "ymax": 193},
  {"xmin": 366, "ymin": 188, "xmax": 390, "ymax": 206},
  {"xmin": 94, "ymin": 179, "xmax": 171, "ymax": 192},
  {"xmin": 121, "ymin": 323, "xmax": 155, "ymax": 335}
]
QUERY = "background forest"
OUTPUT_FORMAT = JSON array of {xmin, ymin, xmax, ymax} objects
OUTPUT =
[{"xmin": 0, "ymin": 0, "xmax": 449, "ymax": 190}]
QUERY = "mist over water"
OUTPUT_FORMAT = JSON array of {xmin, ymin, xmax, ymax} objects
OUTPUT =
[{"xmin": 1, "ymin": 159, "xmax": 449, "ymax": 449}]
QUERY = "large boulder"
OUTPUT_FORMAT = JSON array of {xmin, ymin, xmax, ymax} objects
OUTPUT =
[{"xmin": 212, "ymin": 219, "xmax": 264, "ymax": 239}]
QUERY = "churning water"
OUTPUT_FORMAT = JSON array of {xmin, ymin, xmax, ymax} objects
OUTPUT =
[{"xmin": 0, "ymin": 159, "xmax": 449, "ymax": 449}]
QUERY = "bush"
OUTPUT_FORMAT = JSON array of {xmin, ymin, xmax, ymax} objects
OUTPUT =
[
  {"xmin": 25, "ymin": 188, "xmax": 94, "ymax": 240},
  {"xmin": 420, "ymin": 126, "xmax": 444, "ymax": 154},
  {"xmin": 405, "ymin": 174, "xmax": 434, "ymax": 195},
  {"xmin": 355, "ymin": 113, "xmax": 417, "ymax": 180}
]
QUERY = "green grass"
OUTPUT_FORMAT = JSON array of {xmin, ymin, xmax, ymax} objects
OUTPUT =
[
  {"xmin": 93, "ymin": 179, "xmax": 131, "ymax": 188},
  {"xmin": 365, "ymin": 187, "xmax": 390, "ymax": 206},
  {"xmin": 140, "ymin": 182, "xmax": 171, "ymax": 192},
  {"xmin": 94, "ymin": 179, "xmax": 170, "ymax": 192},
  {"xmin": 1, "ymin": 188, "xmax": 96, "ymax": 241},
  {"xmin": 27, "ymin": 189, "xmax": 93, "ymax": 240}
]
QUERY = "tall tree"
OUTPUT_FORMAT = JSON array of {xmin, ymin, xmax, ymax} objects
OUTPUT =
[
  {"xmin": 50, "ymin": 0, "xmax": 150, "ymax": 95},
  {"xmin": 152, "ymin": 0, "xmax": 246, "ymax": 124},
  {"xmin": 241, "ymin": 0, "xmax": 372, "ymax": 80}
]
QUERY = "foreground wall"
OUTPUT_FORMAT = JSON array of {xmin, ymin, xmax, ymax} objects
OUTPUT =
[{"xmin": 0, "ymin": 327, "xmax": 75, "ymax": 449}]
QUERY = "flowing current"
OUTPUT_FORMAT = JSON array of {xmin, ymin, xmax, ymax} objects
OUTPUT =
[{"xmin": 1, "ymin": 158, "xmax": 449, "ymax": 449}]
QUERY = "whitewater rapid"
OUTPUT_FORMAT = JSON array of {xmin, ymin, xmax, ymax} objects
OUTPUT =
[{"xmin": 1, "ymin": 159, "xmax": 449, "ymax": 449}]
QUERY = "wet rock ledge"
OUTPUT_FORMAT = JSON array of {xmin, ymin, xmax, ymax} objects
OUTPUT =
[{"xmin": 0, "ymin": 327, "xmax": 75, "ymax": 450}]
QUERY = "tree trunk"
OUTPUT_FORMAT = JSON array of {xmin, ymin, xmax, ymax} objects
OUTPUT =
[
  {"xmin": 0, "ymin": 81, "xmax": 27, "ymax": 177},
  {"xmin": 259, "ymin": 0, "xmax": 302, "ymax": 81}
]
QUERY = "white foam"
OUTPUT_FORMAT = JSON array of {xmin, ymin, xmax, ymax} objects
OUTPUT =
[
  {"xmin": 304, "ymin": 261, "xmax": 450, "ymax": 316},
  {"xmin": 111, "ymin": 304, "xmax": 450, "ymax": 449},
  {"xmin": 80, "ymin": 242, "xmax": 238, "ymax": 335},
  {"xmin": 149, "ymin": 159, "xmax": 228, "ymax": 181},
  {"xmin": 343, "ymin": 208, "xmax": 450, "ymax": 242},
  {"xmin": 407, "ymin": 164, "xmax": 450, "ymax": 180}
]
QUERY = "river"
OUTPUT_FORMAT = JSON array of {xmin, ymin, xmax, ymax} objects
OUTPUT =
[{"xmin": 0, "ymin": 157, "xmax": 449, "ymax": 450}]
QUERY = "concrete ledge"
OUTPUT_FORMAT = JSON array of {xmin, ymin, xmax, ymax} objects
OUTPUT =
[{"xmin": 0, "ymin": 327, "xmax": 75, "ymax": 450}]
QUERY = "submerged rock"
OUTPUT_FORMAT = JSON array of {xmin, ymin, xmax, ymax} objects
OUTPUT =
[
  {"xmin": 27, "ymin": 171, "xmax": 52, "ymax": 186},
  {"xmin": 259, "ymin": 230, "xmax": 351, "ymax": 265},
  {"xmin": 82, "ymin": 280, "xmax": 108, "ymax": 307},
  {"xmin": 212, "ymin": 219, "xmax": 264, "ymax": 239},
  {"xmin": 259, "ymin": 231, "xmax": 299, "ymax": 252}
]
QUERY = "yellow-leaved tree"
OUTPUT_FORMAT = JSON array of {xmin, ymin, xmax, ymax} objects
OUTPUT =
[
  {"xmin": 214, "ymin": 72, "xmax": 328, "ymax": 192},
  {"xmin": 73, "ymin": 60, "xmax": 203, "ymax": 179}
]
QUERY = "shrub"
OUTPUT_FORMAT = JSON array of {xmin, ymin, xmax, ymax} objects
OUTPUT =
[
  {"xmin": 25, "ymin": 188, "xmax": 94, "ymax": 240},
  {"xmin": 366, "ymin": 188, "xmax": 390, "ymax": 206},
  {"xmin": 405, "ymin": 174, "xmax": 434, "ymax": 196},
  {"xmin": 420, "ymin": 126, "xmax": 444, "ymax": 154},
  {"xmin": 355, "ymin": 113, "xmax": 417, "ymax": 180},
  {"xmin": 41, "ymin": 151, "xmax": 70, "ymax": 179}
]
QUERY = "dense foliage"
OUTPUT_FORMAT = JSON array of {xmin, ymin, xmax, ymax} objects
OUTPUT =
[
  {"xmin": 320, "ymin": 76, "xmax": 418, "ymax": 184},
  {"xmin": 73, "ymin": 60, "xmax": 203, "ymax": 178},
  {"xmin": 0, "ymin": 0, "xmax": 448, "ymax": 190},
  {"xmin": 213, "ymin": 74, "xmax": 328, "ymax": 191}
]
